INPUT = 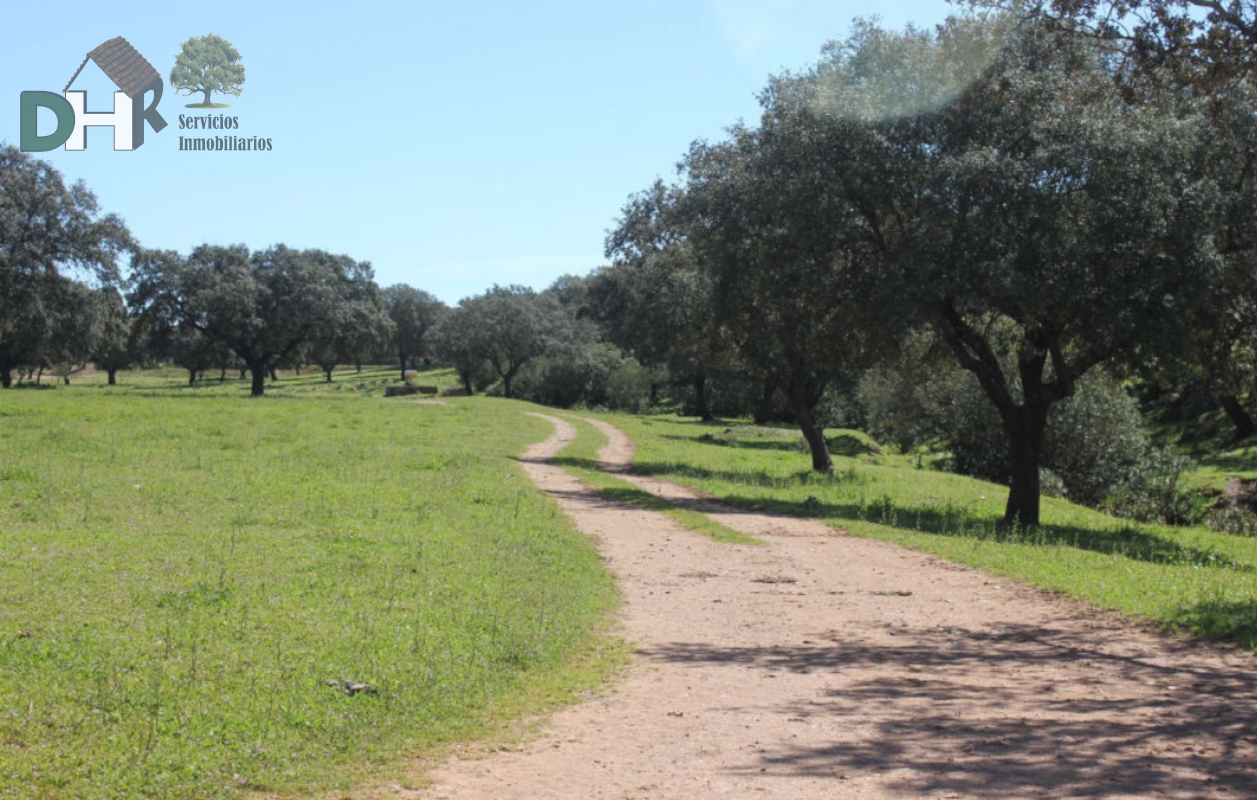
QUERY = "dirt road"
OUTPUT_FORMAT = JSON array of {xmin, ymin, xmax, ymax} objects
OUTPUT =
[{"xmin": 400, "ymin": 414, "xmax": 1257, "ymax": 799}]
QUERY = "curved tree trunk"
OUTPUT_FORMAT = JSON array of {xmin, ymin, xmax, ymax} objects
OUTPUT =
[
  {"xmin": 936, "ymin": 302, "xmax": 1060, "ymax": 528},
  {"xmin": 786, "ymin": 383, "xmax": 833, "ymax": 473},
  {"xmin": 1220, "ymin": 395, "xmax": 1256, "ymax": 442}
]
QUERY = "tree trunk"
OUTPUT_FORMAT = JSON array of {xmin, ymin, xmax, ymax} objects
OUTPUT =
[
  {"xmin": 649, "ymin": 382, "xmax": 659, "ymax": 403},
  {"xmin": 219, "ymin": 368, "xmax": 226, "ymax": 383},
  {"xmin": 399, "ymin": 354, "xmax": 408, "ymax": 381},
  {"xmin": 268, "ymin": 366, "xmax": 278, "ymax": 382},
  {"xmin": 787, "ymin": 384, "xmax": 833, "ymax": 473},
  {"xmin": 202, "ymin": 87, "xmax": 211, "ymax": 106},
  {"xmin": 1220, "ymin": 395, "xmax": 1256, "ymax": 441},
  {"xmin": 694, "ymin": 363, "xmax": 712, "ymax": 421},
  {"xmin": 250, "ymin": 365, "xmax": 266, "ymax": 397},
  {"xmin": 503, "ymin": 373, "xmax": 514, "ymax": 399},
  {"xmin": 1002, "ymin": 405, "xmax": 1049, "ymax": 526},
  {"xmin": 36, "ymin": 366, "xmax": 43, "ymax": 385},
  {"xmin": 187, "ymin": 369, "xmax": 196, "ymax": 386},
  {"xmin": 754, "ymin": 378, "xmax": 775, "ymax": 425},
  {"xmin": 0, "ymin": 369, "xmax": 10, "ymax": 389},
  {"xmin": 239, "ymin": 368, "xmax": 247, "ymax": 380},
  {"xmin": 356, "ymin": 361, "xmax": 362, "ymax": 373},
  {"xmin": 107, "ymin": 369, "xmax": 117, "ymax": 386},
  {"xmin": 323, "ymin": 365, "xmax": 334, "ymax": 383},
  {"xmin": 461, "ymin": 371, "xmax": 473, "ymax": 395}
]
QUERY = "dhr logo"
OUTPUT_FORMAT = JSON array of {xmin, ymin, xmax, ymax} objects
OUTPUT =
[{"xmin": 20, "ymin": 36, "xmax": 168, "ymax": 152}]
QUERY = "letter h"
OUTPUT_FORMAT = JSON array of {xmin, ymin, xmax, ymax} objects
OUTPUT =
[{"xmin": 64, "ymin": 91, "xmax": 134, "ymax": 150}]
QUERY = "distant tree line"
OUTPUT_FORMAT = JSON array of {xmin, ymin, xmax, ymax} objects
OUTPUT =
[{"xmin": 4, "ymin": 2, "xmax": 1256, "ymax": 527}]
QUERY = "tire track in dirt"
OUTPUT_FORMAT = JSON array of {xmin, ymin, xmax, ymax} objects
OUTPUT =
[{"xmin": 383, "ymin": 413, "xmax": 1257, "ymax": 799}]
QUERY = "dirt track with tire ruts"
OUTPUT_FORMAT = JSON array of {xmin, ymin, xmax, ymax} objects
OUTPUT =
[{"xmin": 367, "ymin": 414, "xmax": 1257, "ymax": 799}]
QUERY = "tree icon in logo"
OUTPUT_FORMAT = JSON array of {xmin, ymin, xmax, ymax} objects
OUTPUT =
[{"xmin": 170, "ymin": 32, "xmax": 245, "ymax": 109}]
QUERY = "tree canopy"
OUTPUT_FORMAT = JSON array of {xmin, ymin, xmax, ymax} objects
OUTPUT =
[
  {"xmin": 0, "ymin": 145, "xmax": 132, "ymax": 387},
  {"xmin": 384, "ymin": 284, "xmax": 447, "ymax": 379},
  {"xmin": 436, "ymin": 285, "xmax": 571, "ymax": 399},
  {"xmin": 130, "ymin": 244, "xmax": 382, "ymax": 395}
]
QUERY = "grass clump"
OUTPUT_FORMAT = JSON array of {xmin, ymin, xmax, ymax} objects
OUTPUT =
[
  {"xmin": 599, "ymin": 413, "xmax": 1257, "ymax": 649},
  {"xmin": 0, "ymin": 384, "xmax": 618, "ymax": 798}
]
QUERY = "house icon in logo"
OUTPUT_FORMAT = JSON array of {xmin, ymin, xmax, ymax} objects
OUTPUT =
[
  {"xmin": 65, "ymin": 37, "xmax": 162, "ymax": 99},
  {"xmin": 19, "ymin": 35, "xmax": 167, "ymax": 152}
]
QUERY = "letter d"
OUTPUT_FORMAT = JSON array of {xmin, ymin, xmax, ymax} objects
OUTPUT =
[{"xmin": 20, "ymin": 91, "xmax": 74, "ymax": 152}]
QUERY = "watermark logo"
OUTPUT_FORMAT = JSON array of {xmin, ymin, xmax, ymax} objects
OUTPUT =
[
  {"xmin": 169, "ymin": 32, "xmax": 271, "ymax": 152},
  {"xmin": 20, "ymin": 36, "xmax": 168, "ymax": 152}
]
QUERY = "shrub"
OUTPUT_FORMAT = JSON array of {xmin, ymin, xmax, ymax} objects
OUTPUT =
[
  {"xmin": 509, "ymin": 343, "xmax": 651, "ymax": 410},
  {"xmin": 1043, "ymin": 370, "xmax": 1152, "ymax": 507},
  {"xmin": 1204, "ymin": 505, "xmax": 1257, "ymax": 537},
  {"xmin": 861, "ymin": 347, "xmax": 1159, "ymax": 510},
  {"xmin": 1100, "ymin": 446, "xmax": 1201, "ymax": 525}
]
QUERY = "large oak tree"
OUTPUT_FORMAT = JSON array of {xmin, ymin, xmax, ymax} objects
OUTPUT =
[{"xmin": 886, "ymin": 20, "xmax": 1219, "ymax": 524}]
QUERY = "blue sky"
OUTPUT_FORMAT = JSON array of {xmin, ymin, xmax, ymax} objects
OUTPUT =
[{"xmin": 3, "ymin": 1, "xmax": 956, "ymax": 304}]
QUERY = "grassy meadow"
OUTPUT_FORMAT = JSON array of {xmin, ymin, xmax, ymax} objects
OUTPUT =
[
  {"xmin": 0, "ymin": 369, "xmax": 619, "ymax": 799},
  {"xmin": 591, "ymin": 413, "xmax": 1257, "ymax": 649}
]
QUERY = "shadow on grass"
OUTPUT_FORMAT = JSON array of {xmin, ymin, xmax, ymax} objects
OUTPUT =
[
  {"xmin": 1196, "ymin": 450, "xmax": 1257, "ymax": 474},
  {"xmin": 1173, "ymin": 599, "xmax": 1257, "ymax": 648},
  {"xmin": 739, "ymin": 493, "xmax": 1246, "ymax": 570},
  {"xmin": 661, "ymin": 432, "xmax": 801, "ymax": 453},
  {"xmin": 551, "ymin": 455, "xmax": 608, "ymax": 472},
  {"xmin": 660, "ymin": 432, "xmax": 877, "ymax": 458},
  {"xmin": 552, "ymin": 455, "xmax": 750, "ymax": 516},
  {"xmin": 630, "ymin": 461, "xmax": 1247, "ymax": 570},
  {"xmin": 637, "ymin": 624, "xmax": 1257, "ymax": 797},
  {"xmin": 632, "ymin": 459, "xmax": 864, "ymax": 489}
]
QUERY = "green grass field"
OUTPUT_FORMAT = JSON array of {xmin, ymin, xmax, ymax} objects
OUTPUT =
[
  {"xmin": 592, "ymin": 413, "xmax": 1257, "ymax": 649},
  {"xmin": 0, "ymin": 370, "xmax": 618, "ymax": 799}
]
